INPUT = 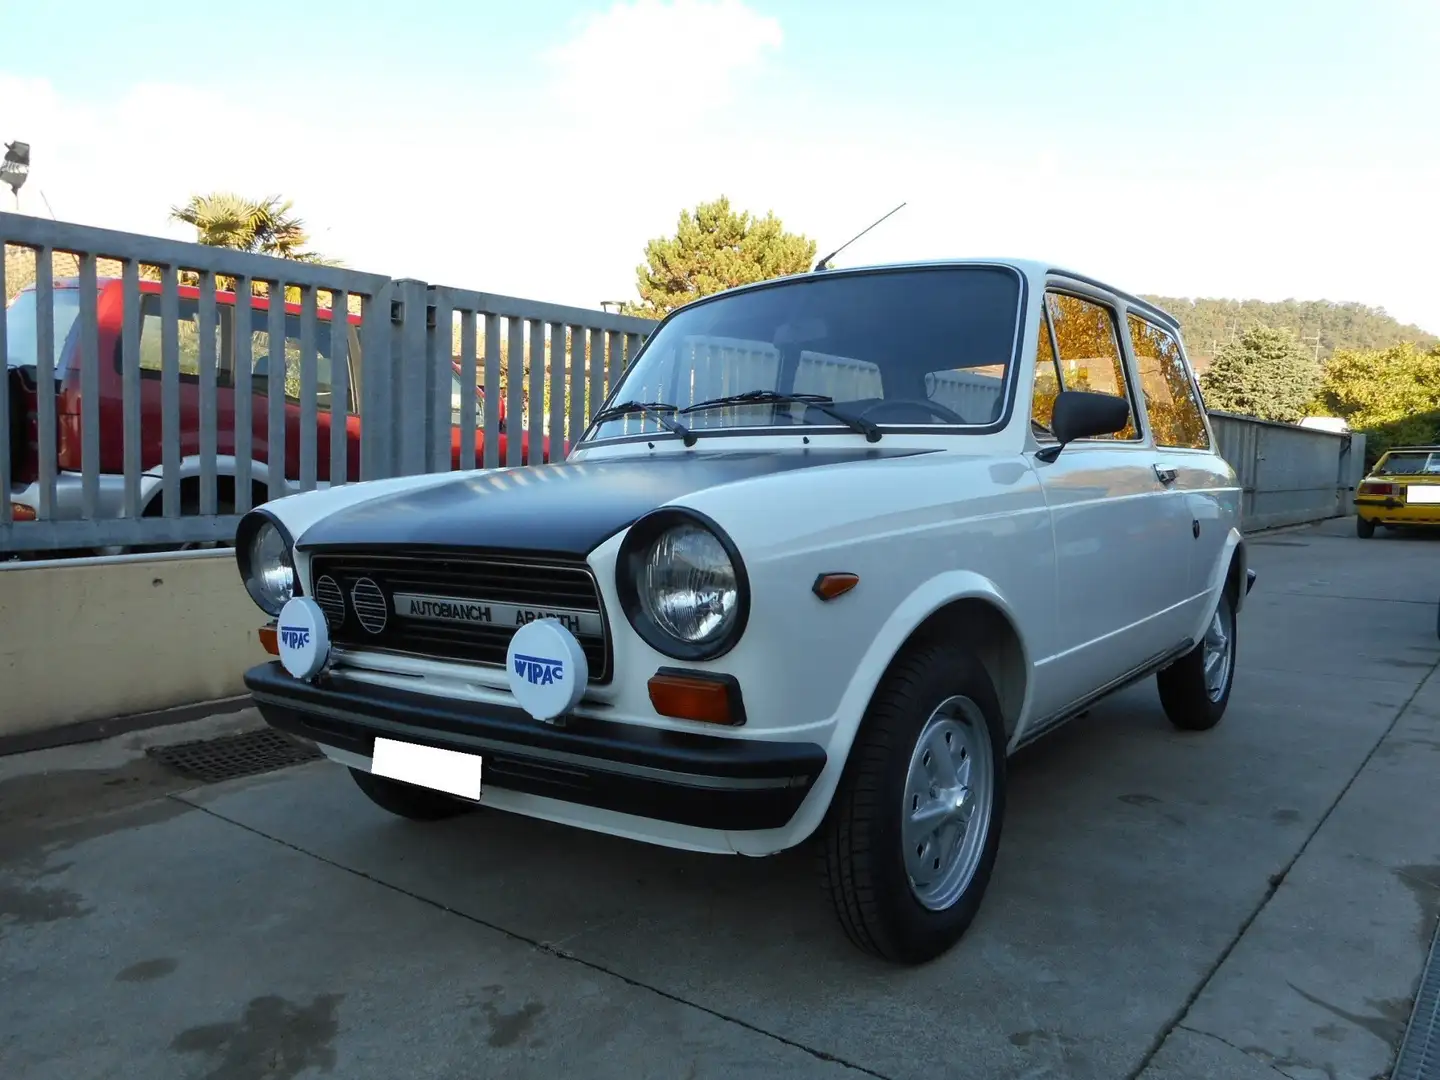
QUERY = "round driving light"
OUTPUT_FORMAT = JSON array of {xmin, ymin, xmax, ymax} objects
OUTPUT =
[
  {"xmin": 639, "ymin": 523, "xmax": 739, "ymax": 644},
  {"xmin": 245, "ymin": 520, "xmax": 295, "ymax": 616}
]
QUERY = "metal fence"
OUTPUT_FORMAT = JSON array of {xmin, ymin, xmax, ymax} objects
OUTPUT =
[
  {"xmin": 1, "ymin": 212, "xmax": 654, "ymax": 554},
  {"xmin": 3, "ymin": 211, "xmax": 1372, "ymax": 556}
]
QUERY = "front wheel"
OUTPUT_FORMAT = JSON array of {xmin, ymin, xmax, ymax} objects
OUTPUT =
[
  {"xmin": 819, "ymin": 640, "xmax": 1007, "ymax": 965},
  {"xmin": 1156, "ymin": 587, "xmax": 1237, "ymax": 731}
]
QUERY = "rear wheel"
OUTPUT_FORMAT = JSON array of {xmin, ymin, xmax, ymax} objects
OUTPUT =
[
  {"xmin": 349, "ymin": 767, "xmax": 477, "ymax": 822},
  {"xmin": 819, "ymin": 640, "xmax": 1006, "ymax": 965},
  {"xmin": 1356, "ymin": 516, "xmax": 1376, "ymax": 538},
  {"xmin": 1156, "ymin": 588, "xmax": 1236, "ymax": 731}
]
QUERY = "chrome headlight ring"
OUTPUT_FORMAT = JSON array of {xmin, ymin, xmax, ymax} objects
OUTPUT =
[
  {"xmin": 235, "ymin": 509, "xmax": 299, "ymax": 617},
  {"xmin": 615, "ymin": 508, "xmax": 751, "ymax": 662}
]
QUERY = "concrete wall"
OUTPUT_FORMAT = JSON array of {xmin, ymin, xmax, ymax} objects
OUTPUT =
[
  {"xmin": 0, "ymin": 550, "xmax": 267, "ymax": 739},
  {"xmin": 1210, "ymin": 411, "xmax": 1366, "ymax": 532}
]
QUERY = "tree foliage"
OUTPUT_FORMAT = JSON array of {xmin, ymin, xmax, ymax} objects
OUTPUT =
[
  {"xmin": 623, "ymin": 196, "xmax": 817, "ymax": 319},
  {"xmin": 1142, "ymin": 295, "xmax": 1436, "ymax": 373},
  {"xmin": 169, "ymin": 193, "xmax": 331, "ymax": 263},
  {"xmin": 1312, "ymin": 341, "xmax": 1440, "ymax": 461},
  {"xmin": 1198, "ymin": 326, "xmax": 1321, "ymax": 423}
]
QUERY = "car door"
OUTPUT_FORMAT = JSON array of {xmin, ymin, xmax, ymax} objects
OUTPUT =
[
  {"xmin": 1028, "ymin": 286, "xmax": 1191, "ymax": 706},
  {"xmin": 1123, "ymin": 308, "xmax": 1226, "ymax": 629}
]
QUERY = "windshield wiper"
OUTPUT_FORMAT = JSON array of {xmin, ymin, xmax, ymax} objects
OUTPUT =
[
  {"xmin": 590, "ymin": 399, "xmax": 696, "ymax": 446},
  {"xmin": 680, "ymin": 389, "xmax": 881, "ymax": 443}
]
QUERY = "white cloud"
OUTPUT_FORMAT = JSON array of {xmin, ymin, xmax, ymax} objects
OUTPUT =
[{"xmin": 542, "ymin": 0, "xmax": 783, "ymax": 118}]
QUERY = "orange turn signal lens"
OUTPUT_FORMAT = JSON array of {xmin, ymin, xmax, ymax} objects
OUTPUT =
[
  {"xmin": 10, "ymin": 503, "xmax": 36, "ymax": 522},
  {"xmin": 812, "ymin": 572, "xmax": 859, "ymax": 601},
  {"xmin": 647, "ymin": 670, "xmax": 744, "ymax": 726},
  {"xmin": 258, "ymin": 624, "xmax": 279, "ymax": 655}
]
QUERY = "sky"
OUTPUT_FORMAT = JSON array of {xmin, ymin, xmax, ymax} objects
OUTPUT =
[{"xmin": 2, "ymin": 0, "xmax": 1438, "ymax": 332}]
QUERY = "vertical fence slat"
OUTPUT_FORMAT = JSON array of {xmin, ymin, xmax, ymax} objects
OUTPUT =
[
  {"xmin": 34, "ymin": 249, "xmax": 56, "ymax": 520},
  {"xmin": 605, "ymin": 329, "xmax": 622, "ymax": 401},
  {"xmin": 527, "ymin": 319, "xmax": 544, "ymax": 466},
  {"xmin": 430, "ymin": 295, "xmax": 454, "ymax": 474},
  {"xmin": 298, "ymin": 286, "xmax": 318, "ymax": 492},
  {"xmin": 159, "ymin": 264, "xmax": 181, "ymax": 518},
  {"xmin": 548, "ymin": 321, "xmax": 566, "ymax": 462},
  {"xmin": 459, "ymin": 308, "xmax": 477, "ymax": 470},
  {"xmin": 505, "ymin": 317, "xmax": 523, "ymax": 468},
  {"xmin": 358, "ymin": 286, "xmax": 392, "ymax": 482},
  {"xmin": 267, "ymin": 283, "xmax": 287, "ymax": 500},
  {"xmin": 78, "ymin": 254, "xmax": 100, "ymax": 519},
  {"xmin": 233, "ymin": 279, "xmax": 254, "ymax": 512},
  {"xmin": 483, "ymin": 314, "xmax": 501, "ymax": 469},
  {"xmin": 395, "ymin": 280, "xmax": 428, "ymax": 477},
  {"xmin": 0, "ymin": 243, "xmax": 9, "ymax": 525},
  {"xmin": 121, "ymin": 260, "xmax": 142, "ymax": 518},
  {"xmin": 567, "ymin": 324, "xmax": 586, "ymax": 452},
  {"xmin": 586, "ymin": 327, "xmax": 604, "ymax": 434},
  {"xmin": 197, "ymin": 272, "xmax": 218, "ymax": 515},
  {"xmin": 329, "ymin": 291, "xmax": 350, "ymax": 487}
]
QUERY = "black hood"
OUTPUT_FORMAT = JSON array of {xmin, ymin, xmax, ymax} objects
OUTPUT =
[{"xmin": 297, "ymin": 447, "xmax": 934, "ymax": 556}]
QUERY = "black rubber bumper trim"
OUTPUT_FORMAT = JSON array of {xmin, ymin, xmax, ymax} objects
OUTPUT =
[{"xmin": 243, "ymin": 662, "xmax": 826, "ymax": 832}]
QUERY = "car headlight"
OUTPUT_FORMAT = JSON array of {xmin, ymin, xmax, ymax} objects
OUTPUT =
[
  {"xmin": 236, "ymin": 511, "xmax": 296, "ymax": 617},
  {"xmin": 617, "ymin": 510, "xmax": 750, "ymax": 660}
]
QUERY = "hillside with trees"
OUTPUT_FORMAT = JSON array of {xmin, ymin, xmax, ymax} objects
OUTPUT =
[{"xmin": 1140, "ymin": 295, "xmax": 1436, "ymax": 374}]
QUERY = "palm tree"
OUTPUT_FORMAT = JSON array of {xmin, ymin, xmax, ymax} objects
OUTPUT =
[
  {"xmin": 169, "ymin": 193, "xmax": 332, "ymax": 263},
  {"xmin": 167, "ymin": 193, "xmax": 342, "ymax": 300}
]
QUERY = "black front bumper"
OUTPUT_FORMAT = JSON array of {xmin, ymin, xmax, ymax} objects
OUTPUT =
[{"xmin": 244, "ymin": 662, "xmax": 827, "ymax": 832}]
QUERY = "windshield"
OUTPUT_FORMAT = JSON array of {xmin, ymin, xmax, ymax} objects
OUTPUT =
[
  {"xmin": 6, "ymin": 288, "xmax": 81, "ymax": 373},
  {"xmin": 1375, "ymin": 452, "xmax": 1440, "ymax": 476},
  {"xmin": 586, "ymin": 265, "xmax": 1023, "ymax": 443}
]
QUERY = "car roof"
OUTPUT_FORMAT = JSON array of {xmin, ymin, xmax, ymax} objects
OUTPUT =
[{"xmin": 682, "ymin": 257, "xmax": 1184, "ymax": 333}]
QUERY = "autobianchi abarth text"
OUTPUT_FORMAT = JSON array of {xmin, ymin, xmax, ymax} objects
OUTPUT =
[{"xmin": 391, "ymin": 592, "xmax": 602, "ymax": 638}]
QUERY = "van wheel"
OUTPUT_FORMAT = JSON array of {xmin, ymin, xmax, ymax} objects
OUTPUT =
[
  {"xmin": 1356, "ymin": 516, "xmax": 1376, "ymax": 538},
  {"xmin": 818, "ymin": 639, "xmax": 1006, "ymax": 965},
  {"xmin": 1157, "ymin": 588, "xmax": 1236, "ymax": 731},
  {"xmin": 349, "ymin": 767, "xmax": 477, "ymax": 822}
]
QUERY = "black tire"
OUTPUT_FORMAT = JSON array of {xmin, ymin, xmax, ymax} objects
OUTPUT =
[
  {"xmin": 349, "ymin": 767, "xmax": 476, "ymax": 822},
  {"xmin": 1356, "ymin": 516, "xmax": 1376, "ymax": 538},
  {"xmin": 818, "ymin": 639, "xmax": 1007, "ymax": 965},
  {"xmin": 1156, "ymin": 587, "xmax": 1237, "ymax": 731}
]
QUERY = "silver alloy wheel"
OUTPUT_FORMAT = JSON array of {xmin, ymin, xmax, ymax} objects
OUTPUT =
[
  {"xmin": 902, "ymin": 695, "xmax": 995, "ymax": 912},
  {"xmin": 1203, "ymin": 593, "xmax": 1234, "ymax": 702}
]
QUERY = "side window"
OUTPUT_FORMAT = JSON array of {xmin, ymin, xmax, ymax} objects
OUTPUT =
[
  {"xmin": 1044, "ymin": 292, "xmax": 1139, "ymax": 441},
  {"xmin": 133, "ymin": 295, "xmax": 233, "ymax": 386},
  {"xmin": 1126, "ymin": 314, "xmax": 1209, "ymax": 450},
  {"xmin": 247, "ymin": 308, "xmax": 352, "ymax": 415},
  {"xmin": 1031, "ymin": 305, "xmax": 1063, "ymax": 434}
]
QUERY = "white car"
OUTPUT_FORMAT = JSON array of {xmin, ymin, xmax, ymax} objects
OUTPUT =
[{"xmin": 237, "ymin": 258, "xmax": 1254, "ymax": 964}]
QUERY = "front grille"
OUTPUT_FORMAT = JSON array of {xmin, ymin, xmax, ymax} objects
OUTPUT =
[{"xmin": 307, "ymin": 549, "xmax": 612, "ymax": 682}]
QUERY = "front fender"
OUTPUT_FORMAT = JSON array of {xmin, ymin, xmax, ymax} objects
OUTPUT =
[{"xmin": 740, "ymin": 569, "xmax": 1033, "ymax": 855}]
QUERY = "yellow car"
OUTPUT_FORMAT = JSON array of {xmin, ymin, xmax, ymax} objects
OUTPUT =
[{"xmin": 1354, "ymin": 445, "xmax": 1440, "ymax": 537}]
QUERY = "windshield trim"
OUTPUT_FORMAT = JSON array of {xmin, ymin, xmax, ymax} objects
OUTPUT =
[{"xmin": 578, "ymin": 262, "xmax": 1030, "ymax": 449}]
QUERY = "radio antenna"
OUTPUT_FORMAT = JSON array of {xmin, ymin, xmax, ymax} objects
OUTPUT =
[{"xmin": 813, "ymin": 201, "xmax": 907, "ymax": 272}]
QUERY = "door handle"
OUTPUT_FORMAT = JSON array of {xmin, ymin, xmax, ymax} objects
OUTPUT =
[{"xmin": 1154, "ymin": 464, "xmax": 1177, "ymax": 485}]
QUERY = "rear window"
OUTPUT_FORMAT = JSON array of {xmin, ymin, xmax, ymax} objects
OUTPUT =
[
  {"xmin": 5, "ymin": 288, "xmax": 81, "ymax": 373},
  {"xmin": 1375, "ymin": 452, "xmax": 1440, "ymax": 476}
]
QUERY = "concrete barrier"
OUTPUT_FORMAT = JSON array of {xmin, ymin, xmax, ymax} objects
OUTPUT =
[
  {"xmin": 1210, "ymin": 412, "xmax": 1366, "ymax": 532},
  {"xmin": 0, "ymin": 549, "xmax": 267, "ymax": 740}
]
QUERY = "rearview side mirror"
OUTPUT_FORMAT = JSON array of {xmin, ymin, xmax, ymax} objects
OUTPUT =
[{"xmin": 1036, "ymin": 390, "xmax": 1131, "ymax": 462}]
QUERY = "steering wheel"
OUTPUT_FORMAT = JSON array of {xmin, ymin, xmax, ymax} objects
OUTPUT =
[{"xmin": 858, "ymin": 398, "xmax": 968, "ymax": 425}]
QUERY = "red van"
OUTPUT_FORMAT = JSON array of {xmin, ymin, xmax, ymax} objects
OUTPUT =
[{"xmin": 5, "ymin": 277, "xmax": 549, "ymax": 540}]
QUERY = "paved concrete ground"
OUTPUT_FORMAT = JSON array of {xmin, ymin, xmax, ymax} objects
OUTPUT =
[{"xmin": 2, "ymin": 516, "xmax": 1439, "ymax": 1080}]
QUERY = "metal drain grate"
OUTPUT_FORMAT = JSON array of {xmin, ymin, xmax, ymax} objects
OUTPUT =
[
  {"xmin": 146, "ymin": 728, "xmax": 323, "ymax": 783},
  {"xmin": 1393, "ymin": 915, "xmax": 1440, "ymax": 1080}
]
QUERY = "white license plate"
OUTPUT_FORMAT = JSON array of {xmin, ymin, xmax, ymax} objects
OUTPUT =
[
  {"xmin": 371, "ymin": 737, "xmax": 482, "ymax": 800},
  {"xmin": 1407, "ymin": 485, "xmax": 1440, "ymax": 504}
]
